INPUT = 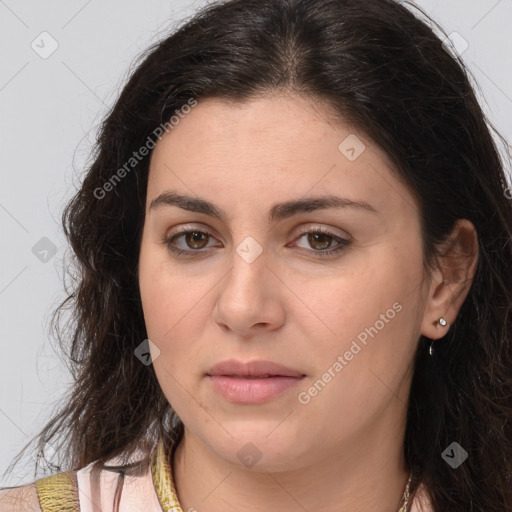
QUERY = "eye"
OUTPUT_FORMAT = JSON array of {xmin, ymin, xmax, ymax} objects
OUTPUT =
[
  {"xmin": 163, "ymin": 229, "xmax": 218, "ymax": 258},
  {"xmin": 292, "ymin": 227, "xmax": 351, "ymax": 258},
  {"xmin": 162, "ymin": 226, "xmax": 351, "ymax": 259}
]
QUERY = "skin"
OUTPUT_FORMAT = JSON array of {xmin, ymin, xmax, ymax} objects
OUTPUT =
[{"xmin": 137, "ymin": 92, "xmax": 478, "ymax": 512}]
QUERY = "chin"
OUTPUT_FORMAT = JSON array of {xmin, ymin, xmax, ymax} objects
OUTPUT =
[{"xmin": 203, "ymin": 428, "xmax": 307, "ymax": 472}]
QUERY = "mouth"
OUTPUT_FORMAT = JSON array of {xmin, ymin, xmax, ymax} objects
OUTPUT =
[
  {"xmin": 217, "ymin": 374, "xmax": 290, "ymax": 378},
  {"xmin": 206, "ymin": 360, "xmax": 305, "ymax": 404},
  {"xmin": 207, "ymin": 359, "xmax": 305, "ymax": 379}
]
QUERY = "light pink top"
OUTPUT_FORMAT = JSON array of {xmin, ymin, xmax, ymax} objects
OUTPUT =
[
  {"xmin": 0, "ymin": 438, "xmax": 434, "ymax": 511},
  {"xmin": 76, "ymin": 464, "xmax": 434, "ymax": 511},
  {"xmin": 73, "ymin": 460, "xmax": 433, "ymax": 511}
]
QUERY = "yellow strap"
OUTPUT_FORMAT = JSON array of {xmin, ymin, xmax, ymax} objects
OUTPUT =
[
  {"xmin": 151, "ymin": 438, "xmax": 183, "ymax": 511},
  {"xmin": 35, "ymin": 471, "xmax": 80, "ymax": 512}
]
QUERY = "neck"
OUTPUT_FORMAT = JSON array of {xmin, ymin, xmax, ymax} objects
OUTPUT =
[{"xmin": 171, "ymin": 408, "xmax": 410, "ymax": 512}]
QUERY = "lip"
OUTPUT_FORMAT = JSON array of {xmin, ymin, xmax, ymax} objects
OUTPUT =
[
  {"xmin": 207, "ymin": 359, "xmax": 304, "ymax": 378},
  {"xmin": 206, "ymin": 359, "xmax": 305, "ymax": 404}
]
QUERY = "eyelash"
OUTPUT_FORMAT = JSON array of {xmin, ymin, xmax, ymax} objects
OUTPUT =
[{"xmin": 162, "ymin": 226, "xmax": 351, "ymax": 259}]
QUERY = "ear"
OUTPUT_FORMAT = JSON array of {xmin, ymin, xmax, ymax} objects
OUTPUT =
[{"xmin": 421, "ymin": 219, "xmax": 479, "ymax": 340}]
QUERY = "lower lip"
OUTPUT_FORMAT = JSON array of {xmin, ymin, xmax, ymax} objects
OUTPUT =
[{"xmin": 208, "ymin": 375, "xmax": 304, "ymax": 404}]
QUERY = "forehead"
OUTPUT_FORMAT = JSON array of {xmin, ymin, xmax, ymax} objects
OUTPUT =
[
  {"xmin": 146, "ymin": 93, "xmax": 414, "ymax": 221},
  {"xmin": 153, "ymin": 93, "xmax": 352, "ymax": 154}
]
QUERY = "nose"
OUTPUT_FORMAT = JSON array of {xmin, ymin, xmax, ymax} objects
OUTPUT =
[{"xmin": 213, "ymin": 243, "xmax": 286, "ymax": 337}]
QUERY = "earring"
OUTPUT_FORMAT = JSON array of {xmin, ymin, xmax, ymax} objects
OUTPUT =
[{"xmin": 429, "ymin": 317, "xmax": 449, "ymax": 355}]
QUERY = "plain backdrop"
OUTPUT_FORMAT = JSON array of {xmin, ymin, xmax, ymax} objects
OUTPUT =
[{"xmin": 1, "ymin": 0, "xmax": 511, "ymax": 486}]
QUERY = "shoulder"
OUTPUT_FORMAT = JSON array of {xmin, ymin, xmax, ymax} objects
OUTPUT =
[
  {"xmin": 0, "ymin": 483, "xmax": 41, "ymax": 512},
  {"xmin": 0, "ymin": 469, "xmax": 80, "ymax": 512},
  {"xmin": 0, "ymin": 441, "xmax": 162, "ymax": 512}
]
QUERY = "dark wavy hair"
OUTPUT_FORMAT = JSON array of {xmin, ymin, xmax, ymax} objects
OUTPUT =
[{"xmin": 4, "ymin": 0, "xmax": 512, "ymax": 510}]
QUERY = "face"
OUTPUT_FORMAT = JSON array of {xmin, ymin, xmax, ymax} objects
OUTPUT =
[{"xmin": 138, "ymin": 93, "xmax": 431, "ymax": 472}]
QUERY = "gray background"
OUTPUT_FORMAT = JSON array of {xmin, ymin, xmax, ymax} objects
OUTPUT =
[{"xmin": 1, "ymin": 0, "xmax": 511, "ymax": 486}]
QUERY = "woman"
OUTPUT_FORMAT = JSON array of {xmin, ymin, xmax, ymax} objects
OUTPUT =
[{"xmin": 1, "ymin": 0, "xmax": 511, "ymax": 510}]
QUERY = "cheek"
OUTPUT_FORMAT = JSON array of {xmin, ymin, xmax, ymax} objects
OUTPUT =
[
  {"xmin": 139, "ymin": 260, "xmax": 209, "ymax": 412},
  {"xmin": 138, "ymin": 249, "xmax": 216, "ymax": 381},
  {"xmin": 139, "ymin": 242, "xmax": 199, "ymax": 333},
  {"xmin": 296, "ymin": 243, "xmax": 423, "ymax": 419},
  {"xmin": 294, "ymin": 305, "xmax": 415, "ymax": 445},
  {"xmin": 306, "ymin": 246, "xmax": 420, "ymax": 349},
  {"xmin": 140, "ymin": 275, "xmax": 203, "ymax": 353}
]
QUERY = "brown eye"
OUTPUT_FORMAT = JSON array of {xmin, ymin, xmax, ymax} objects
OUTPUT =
[
  {"xmin": 163, "ymin": 229, "xmax": 217, "ymax": 257},
  {"xmin": 184, "ymin": 231, "xmax": 210, "ymax": 249},
  {"xmin": 307, "ymin": 232, "xmax": 334, "ymax": 250},
  {"xmin": 164, "ymin": 227, "xmax": 350, "ymax": 259},
  {"xmin": 293, "ymin": 228, "xmax": 351, "ymax": 258}
]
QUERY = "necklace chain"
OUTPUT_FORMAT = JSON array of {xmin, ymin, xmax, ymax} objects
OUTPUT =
[{"xmin": 397, "ymin": 470, "xmax": 413, "ymax": 512}]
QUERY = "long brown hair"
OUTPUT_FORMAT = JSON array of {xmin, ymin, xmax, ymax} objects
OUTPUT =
[{"xmin": 5, "ymin": 0, "xmax": 512, "ymax": 509}]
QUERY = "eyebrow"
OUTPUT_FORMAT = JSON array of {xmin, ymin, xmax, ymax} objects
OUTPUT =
[{"xmin": 149, "ymin": 190, "xmax": 378, "ymax": 222}]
